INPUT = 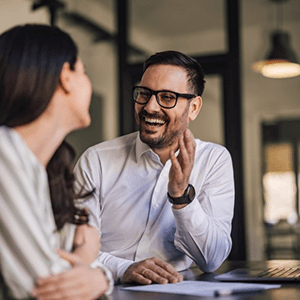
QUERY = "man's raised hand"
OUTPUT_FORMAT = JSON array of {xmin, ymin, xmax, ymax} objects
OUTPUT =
[{"xmin": 168, "ymin": 129, "xmax": 196, "ymax": 198}]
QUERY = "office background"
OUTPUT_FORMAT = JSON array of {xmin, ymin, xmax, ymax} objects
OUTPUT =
[{"xmin": 1, "ymin": 0, "xmax": 300, "ymax": 263}]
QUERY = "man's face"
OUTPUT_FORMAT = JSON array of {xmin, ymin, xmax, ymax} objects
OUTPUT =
[{"xmin": 135, "ymin": 64, "xmax": 192, "ymax": 149}]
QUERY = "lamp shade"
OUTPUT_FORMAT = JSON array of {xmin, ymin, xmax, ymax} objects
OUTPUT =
[
  {"xmin": 267, "ymin": 32, "xmax": 297, "ymax": 61},
  {"xmin": 253, "ymin": 31, "xmax": 300, "ymax": 78},
  {"xmin": 263, "ymin": 31, "xmax": 300, "ymax": 78}
]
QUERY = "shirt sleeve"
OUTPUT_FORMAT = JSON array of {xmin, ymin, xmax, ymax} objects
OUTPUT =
[
  {"xmin": 94, "ymin": 252, "xmax": 134, "ymax": 283},
  {"xmin": 172, "ymin": 147, "xmax": 235, "ymax": 272},
  {"xmin": 74, "ymin": 150, "xmax": 135, "ymax": 283},
  {"xmin": 0, "ymin": 153, "xmax": 71, "ymax": 298}
]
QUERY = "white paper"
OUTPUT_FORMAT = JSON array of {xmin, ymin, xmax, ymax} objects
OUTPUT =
[{"xmin": 122, "ymin": 281, "xmax": 281, "ymax": 297}]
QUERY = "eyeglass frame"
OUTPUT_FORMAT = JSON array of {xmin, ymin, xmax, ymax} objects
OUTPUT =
[{"xmin": 132, "ymin": 86, "xmax": 197, "ymax": 109}]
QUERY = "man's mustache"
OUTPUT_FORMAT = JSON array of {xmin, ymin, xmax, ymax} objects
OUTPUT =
[{"xmin": 139, "ymin": 110, "xmax": 169, "ymax": 123}]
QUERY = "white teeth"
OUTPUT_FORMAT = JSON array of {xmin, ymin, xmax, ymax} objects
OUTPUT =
[{"xmin": 145, "ymin": 117, "xmax": 165, "ymax": 124}]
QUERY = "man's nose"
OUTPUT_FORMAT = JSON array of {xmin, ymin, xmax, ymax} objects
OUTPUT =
[{"xmin": 144, "ymin": 95, "xmax": 160, "ymax": 111}]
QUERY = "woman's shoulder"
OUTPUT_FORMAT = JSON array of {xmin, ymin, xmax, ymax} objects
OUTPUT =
[
  {"xmin": 0, "ymin": 126, "xmax": 19, "ymax": 160},
  {"xmin": 0, "ymin": 126, "xmax": 47, "ymax": 183}
]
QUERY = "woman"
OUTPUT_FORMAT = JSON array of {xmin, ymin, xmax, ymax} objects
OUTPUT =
[{"xmin": 0, "ymin": 24, "xmax": 112, "ymax": 299}]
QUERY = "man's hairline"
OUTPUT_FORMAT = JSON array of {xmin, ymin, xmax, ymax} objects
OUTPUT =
[{"xmin": 142, "ymin": 63, "xmax": 197, "ymax": 95}]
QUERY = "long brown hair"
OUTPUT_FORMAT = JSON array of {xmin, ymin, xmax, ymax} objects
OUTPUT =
[
  {"xmin": 47, "ymin": 141, "xmax": 91, "ymax": 230},
  {"xmin": 0, "ymin": 24, "xmax": 90, "ymax": 230}
]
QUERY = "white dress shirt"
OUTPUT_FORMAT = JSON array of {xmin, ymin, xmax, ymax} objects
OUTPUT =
[
  {"xmin": 74, "ymin": 131, "xmax": 235, "ymax": 282},
  {"xmin": 0, "ymin": 126, "xmax": 113, "ymax": 299}
]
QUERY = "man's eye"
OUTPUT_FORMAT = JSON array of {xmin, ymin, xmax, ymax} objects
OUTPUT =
[
  {"xmin": 160, "ymin": 93, "xmax": 175, "ymax": 101},
  {"xmin": 140, "ymin": 92, "xmax": 150, "ymax": 98}
]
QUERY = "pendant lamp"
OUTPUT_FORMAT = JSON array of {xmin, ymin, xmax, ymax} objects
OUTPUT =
[{"xmin": 252, "ymin": 0, "xmax": 300, "ymax": 79}]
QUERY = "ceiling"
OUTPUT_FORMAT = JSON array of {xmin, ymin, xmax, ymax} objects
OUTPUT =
[{"xmin": 93, "ymin": 0, "xmax": 300, "ymax": 37}]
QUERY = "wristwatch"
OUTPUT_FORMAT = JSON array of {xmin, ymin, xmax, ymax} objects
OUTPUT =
[{"xmin": 167, "ymin": 184, "xmax": 195, "ymax": 205}]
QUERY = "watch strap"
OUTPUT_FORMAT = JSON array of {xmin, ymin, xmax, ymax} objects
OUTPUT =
[{"xmin": 167, "ymin": 184, "xmax": 195, "ymax": 205}]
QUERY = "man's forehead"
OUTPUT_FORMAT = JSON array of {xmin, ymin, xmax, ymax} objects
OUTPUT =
[
  {"xmin": 141, "ymin": 64, "xmax": 189, "ymax": 86},
  {"xmin": 143, "ymin": 64, "xmax": 186, "ymax": 73}
]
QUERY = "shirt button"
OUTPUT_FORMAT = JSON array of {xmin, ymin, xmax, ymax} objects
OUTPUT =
[{"xmin": 154, "ymin": 203, "xmax": 159, "ymax": 207}]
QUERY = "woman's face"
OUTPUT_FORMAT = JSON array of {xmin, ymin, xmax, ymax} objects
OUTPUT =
[{"xmin": 69, "ymin": 58, "xmax": 92, "ymax": 129}]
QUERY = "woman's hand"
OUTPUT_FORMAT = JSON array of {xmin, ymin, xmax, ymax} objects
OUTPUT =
[
  {"xmin": 72, "ymin": 224, "xmax": 101, "ymax": 266},
  {"xmin": 32, "ymin": 249, "xmax": 109, "ymax": 300}
]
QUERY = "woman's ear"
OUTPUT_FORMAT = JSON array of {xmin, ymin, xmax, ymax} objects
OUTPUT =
[
  {"xmin": 189, "ymin": 96, "xmax": 202, "ymax": 121},
  {"xmin": 59, "ymin": 62, "xmax": 72, "ymax": 94}
]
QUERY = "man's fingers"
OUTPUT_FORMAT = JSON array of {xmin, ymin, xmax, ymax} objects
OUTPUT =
[
  {"xmin": 179, "ymin": 130, "xmax": 195, "ymax": 168},
  {"xmin": 135, "ymin": 273, "xmax": 153, "ymax": 285},
  {"xmin": 127, "ymin": 271, "xmax": 152, "ymax": 285},
  {"xmin": 148, "ymin": 265, "xmax": 181, "ymax": 284},
  {"xmin": 122, "ymin": 258, "xmax": 183, "ymax": 285},
  {"xmin": 153, "ymin": 257, "xmax": 181, "ymax": 277},
  {"xmin": 142, "ymin": 268, "xmax": 168, "ymax": 284},
  {"xmin": 122, "ymin": 264, "xmax": 152, "ymax": 284},
  {"xmin": 178, "ymin": 134, "xmax": 187, "ymax": 157},
  {"xmin": 169, "ymin": 150, "xmax": 181, "ymax": 173},
  {"xmin": 156, "ymin": 260, "xmax": 183, "ymax": 282},
  {"xmin": 169, "ymin": 129, "xmax": 195, "ymax": 181},
  {"xmin": 184, "ymin": 129, "xmax": 196, "ymax": 160},
  {"xmin": 146, "ymin": 258, "xmax": 183, "ymax": 283}
]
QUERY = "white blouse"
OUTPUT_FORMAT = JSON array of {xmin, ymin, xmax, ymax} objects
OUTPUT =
[{"xmin": 0, "ymin": 126, "xmax": 112, "ymax": 299}]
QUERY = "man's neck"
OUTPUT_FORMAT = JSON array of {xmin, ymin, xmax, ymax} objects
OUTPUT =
[{"xmin": 151, "ymin": 143, "xmax": 178, "ymax": 165}]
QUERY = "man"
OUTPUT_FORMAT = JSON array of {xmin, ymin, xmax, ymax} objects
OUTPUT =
[{"xmin": 74, "ymin": 50, "xmax": 235, "ymax": 285}]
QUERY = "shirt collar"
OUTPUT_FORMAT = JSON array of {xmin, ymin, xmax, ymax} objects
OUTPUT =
[
  {"xmin": 135, "ymin": 132, "xmax": 173, "ymax": 166},
  {"xmin": 135, "ymin": 132, "xmax": 152, "ymax": 162}
]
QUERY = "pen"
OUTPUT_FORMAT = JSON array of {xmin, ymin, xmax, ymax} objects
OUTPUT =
[{"xmin": 214, "ymin": 288, "xmax": 264, "ymax": 297}]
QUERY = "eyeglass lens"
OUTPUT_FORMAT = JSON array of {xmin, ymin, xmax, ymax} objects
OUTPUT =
[{"xmin": 133, "ymin": 87, "xmax": 177, "ymax": 108}]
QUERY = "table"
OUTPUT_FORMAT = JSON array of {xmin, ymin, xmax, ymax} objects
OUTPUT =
[{"xmin": 107, "ymin": 260, "xmax": 300, "ymax": 299}]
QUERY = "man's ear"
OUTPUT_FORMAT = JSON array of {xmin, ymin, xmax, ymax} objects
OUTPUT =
[
  {"xmin": 59, "ymin": 62, "xmax": 72, "ymax": 94},
  {"xmin": 189, "ymin": 96, "xmax": 202, "ymax": 121}
]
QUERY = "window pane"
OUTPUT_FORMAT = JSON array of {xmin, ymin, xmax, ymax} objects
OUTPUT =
[
  {"xmin": 189, "ymin": 75, "xmax": 224, "ymax": 145},
  {"xmin": 298, "ymin": 143, "xmax": 300, "ymax": 216},
  {"xmin": 263, "ymin": 143, "xmax": 297, "ymax": 224}
]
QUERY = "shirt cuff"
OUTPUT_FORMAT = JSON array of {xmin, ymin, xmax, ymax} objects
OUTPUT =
[
  {"xmin": 172, "ymin": 197, "xmax": 208, "ymax": 234},
  {"xmin": 116, "ymin": 261, "xmax": 135, "ymax": 284},
  {"xmin": 97, "ymin": 252, "xmax": 135, "ymax": 283}
]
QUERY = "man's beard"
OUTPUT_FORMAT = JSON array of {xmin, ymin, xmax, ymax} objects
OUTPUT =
[
  {"xmin": 136, "ymin": 109, "xmax": 188, "ymax": 149},
  {"xmin": 140, "ymin": 126, "xmax": 180, "ymax": 149}
]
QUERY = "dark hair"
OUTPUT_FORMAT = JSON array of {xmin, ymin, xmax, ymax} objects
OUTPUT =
[
  {"xmin": 0, "ymin": 24, "xmax": 88, "ymax": 231},
  {"xmin": 0, "ymin": 24, "xmax": 77, "ymax": 126},
  {"xmin": 143, "ymin": 50, "xmax": 206, "ymax": 96},
  {"xmin": 47, "ymin": 141, "xmax": 90, "ymax": 230}
]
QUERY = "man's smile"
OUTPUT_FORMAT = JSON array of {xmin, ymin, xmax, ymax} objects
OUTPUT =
[{"xmin": 144, "ymin": 116, "xmax": 166, "ymax": 126}]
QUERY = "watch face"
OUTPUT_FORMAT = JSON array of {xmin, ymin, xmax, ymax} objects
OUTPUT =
[{"xmin": 188, "ymin": 184, "xmax": 195, "ymax": 201}]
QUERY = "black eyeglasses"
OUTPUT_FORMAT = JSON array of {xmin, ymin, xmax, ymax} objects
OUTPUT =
[{"xmin": 133, "ymin": 86, "xmax": 196, "ymax": 109}]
